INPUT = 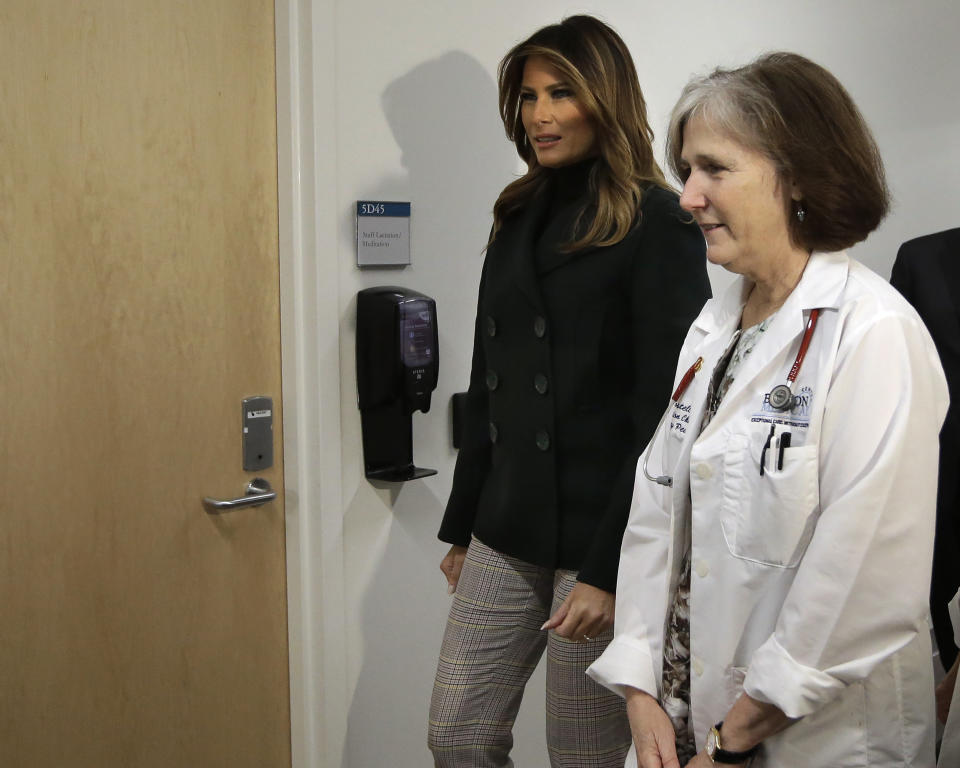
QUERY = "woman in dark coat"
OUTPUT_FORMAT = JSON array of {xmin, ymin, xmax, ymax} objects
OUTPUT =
[{"xmin": 427, "ymin": 15, "xmax": 710, "ymax": 767}]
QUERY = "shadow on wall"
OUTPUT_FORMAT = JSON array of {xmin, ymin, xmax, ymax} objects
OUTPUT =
[
  {"xmin": 355, "ymin": 49, "xmax": 517, "ymax": 299},
  {"xmin": 344, "ymin": 51, "xmax": 518, "ymax": 767},
  {"xmin": 381, "ymin": 48, "xmax": 516, "ymax": 207}
]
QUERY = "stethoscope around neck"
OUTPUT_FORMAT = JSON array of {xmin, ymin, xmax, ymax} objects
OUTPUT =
[{"xmin": 642, "ymin": 308, "xmax": 821, "ymax": 488}]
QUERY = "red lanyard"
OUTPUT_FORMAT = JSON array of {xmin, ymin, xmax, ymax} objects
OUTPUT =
[
  {"xmin": 670, "ymin": 308, "xmax": 821, "ymax": 404},
  {"xmin": 787, "ymin": 309, "xmax": 820, "ymax": 383}
]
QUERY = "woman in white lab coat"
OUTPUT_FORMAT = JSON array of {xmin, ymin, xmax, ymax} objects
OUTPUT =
[{"xmin": 587, "ymin": 52, "xmax": 949, "ymax": 767}]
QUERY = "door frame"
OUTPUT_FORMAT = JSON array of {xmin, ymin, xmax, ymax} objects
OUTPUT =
[{"xmin": 276, "ymin": 1, "xmax": 348, "ymax": 766}]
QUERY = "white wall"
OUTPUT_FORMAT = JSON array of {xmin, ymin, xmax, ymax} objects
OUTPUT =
[{"xmin": 296, "ymin": 2, "xmax": 960, "ymax": 765}]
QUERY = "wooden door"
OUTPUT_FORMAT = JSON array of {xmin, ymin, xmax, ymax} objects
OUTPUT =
[{"xmin": 0, "ymin": 2, "xmax": 290, "ymax": 766}]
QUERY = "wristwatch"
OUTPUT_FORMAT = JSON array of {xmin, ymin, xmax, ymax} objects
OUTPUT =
[{"xmin": 705, "ymin": 721, "xmax": 760, "ymax": 764}]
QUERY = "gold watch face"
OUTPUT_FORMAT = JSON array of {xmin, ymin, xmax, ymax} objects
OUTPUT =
[{"xmin": 706, "ymin": 727, "xmax": 719, "ymax": 757}]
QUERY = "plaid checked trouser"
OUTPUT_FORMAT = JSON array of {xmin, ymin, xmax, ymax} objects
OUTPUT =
[{"xmin": 428, "ymin": 537, "xmax": 630, "ymax": 767}]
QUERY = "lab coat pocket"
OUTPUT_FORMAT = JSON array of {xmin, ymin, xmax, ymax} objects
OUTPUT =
[{"xmin": 721, "ymin": 432, "xmax": 819, "ymax": 567}]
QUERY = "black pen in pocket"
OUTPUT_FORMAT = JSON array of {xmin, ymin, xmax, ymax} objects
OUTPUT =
[
  {"xmin": 760, "ymin": 423, "xmax": 775, "ymax": 476},
  {"xmin": 777, "ymin": 432, "xmax": 792, "ymax": 470}
]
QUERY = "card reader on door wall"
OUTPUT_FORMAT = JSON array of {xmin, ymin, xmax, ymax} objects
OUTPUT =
[{"xmin": 356, "ymin": 286, "xmax": 438, "ymax": 481}]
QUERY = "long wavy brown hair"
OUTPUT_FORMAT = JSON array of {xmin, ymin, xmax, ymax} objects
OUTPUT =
[{"xmin": 493, "ymin": 15, "xmax": 668, "ymax": 251}]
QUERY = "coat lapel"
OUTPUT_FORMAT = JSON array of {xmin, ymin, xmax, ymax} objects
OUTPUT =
[
  {"xmin": 663, "ymin": 300, "xmax": 737, "ymax": 486},
  {"xmin": 490, "ymin": 190, "xmax": 551, "ymax": 310},
  {"xmin": 534, "ymin": 201, "xmax": 600, "ymax": 276}
]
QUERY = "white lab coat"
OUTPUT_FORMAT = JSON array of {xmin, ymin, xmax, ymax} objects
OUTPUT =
[
  {"xmin": 588, "ymin": 251, "xmax": 948, "ymax": 767},
  {"xmin": 939, "ymin": 590, "xmax": 960, "ymax": 767}
]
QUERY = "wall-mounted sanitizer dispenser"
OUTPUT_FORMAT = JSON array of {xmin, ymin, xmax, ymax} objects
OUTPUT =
[{"xmin": 356, "ymin": 286, "xmax": 439, "ymax": 481}]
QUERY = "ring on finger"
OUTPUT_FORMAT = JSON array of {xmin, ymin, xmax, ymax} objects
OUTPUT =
[{"xmin": 582, "ymin": 634, "xmax": 593, "ymax": 642}]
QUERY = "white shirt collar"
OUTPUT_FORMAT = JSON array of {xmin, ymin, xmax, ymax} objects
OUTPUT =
[{"xmin": 694, "ymin": 251, "xmax": 850, "ymax": 336}]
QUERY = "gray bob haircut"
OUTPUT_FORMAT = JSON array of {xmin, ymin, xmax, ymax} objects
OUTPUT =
[{"xmin": 666, "ymin": 52, "xmax": 889, "ymax": 252}]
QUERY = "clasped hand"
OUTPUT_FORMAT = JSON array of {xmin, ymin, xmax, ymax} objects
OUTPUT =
[{"xmin": 627, "ymin": 690, "xmax": 747, "ymax": 768}]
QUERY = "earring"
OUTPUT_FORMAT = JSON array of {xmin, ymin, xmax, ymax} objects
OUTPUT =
[{"xmin": 796, "ymin": 203, "xmax": 806, "ymax": 223}]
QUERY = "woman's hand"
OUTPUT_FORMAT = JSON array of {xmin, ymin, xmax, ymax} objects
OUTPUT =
[
  {"xmin": 541, "ymin": 581, "xmax": 614, "ymax": 641},
  {"xmin": 625, "ymin": 688, "xmax": 680, "ymax": 768},
  {"xmin": 690, "ymin": 692, "xmax": 790, "ymax": 767},
  {"xmin": 440, "ymin": 545, "xmax": 468, "ymax": 594}
]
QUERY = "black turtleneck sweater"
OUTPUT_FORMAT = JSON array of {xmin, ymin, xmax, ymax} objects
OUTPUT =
[{"xmin": 534, "ymin": 159, "xmax": 595, "ymax": 274}]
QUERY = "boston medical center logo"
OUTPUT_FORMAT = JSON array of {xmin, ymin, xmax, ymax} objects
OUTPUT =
[{"xmin": 755, "ymin": 385, "xmax": 813, "ymax": 427}]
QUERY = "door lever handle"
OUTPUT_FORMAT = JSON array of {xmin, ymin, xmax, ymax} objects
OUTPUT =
[{"xmin": 203, "ymin": 478, "xmax": 276, "ymax": 513}]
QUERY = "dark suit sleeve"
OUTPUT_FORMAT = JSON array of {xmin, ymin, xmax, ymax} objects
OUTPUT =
[
  {"xmin": 889, "ymin": 244, "xmax": 915, "ymax": 302},
  {"xmin": 437, "ymin": 259, "xmax": 491, "ymax": 546},
  {"xmin": 577, "ymin": 191, "xmax": 710, "ymax": 591}
]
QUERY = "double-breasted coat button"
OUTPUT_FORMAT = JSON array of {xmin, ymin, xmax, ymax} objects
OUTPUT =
[
  {"xmin": 533, "ymin": 316, "xmax": 547, "ymax": 338},
  {"xmin": 489, "ymin": 422, "xmax": 499, "ymax": 444},
  {"xmin": 534, "ymin": 373, "xmax": 548, "ymax": 394},
  {"xmin": 535, "ymin": 429, "xmax": 550, "ymax": 451},
  {"xmin": 486, "ymin": 316, "xmax": 497, "ymax": 337},
  {"xmin": 486, "ymin": 370, "xmax": 499, "ymax": 390}
]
